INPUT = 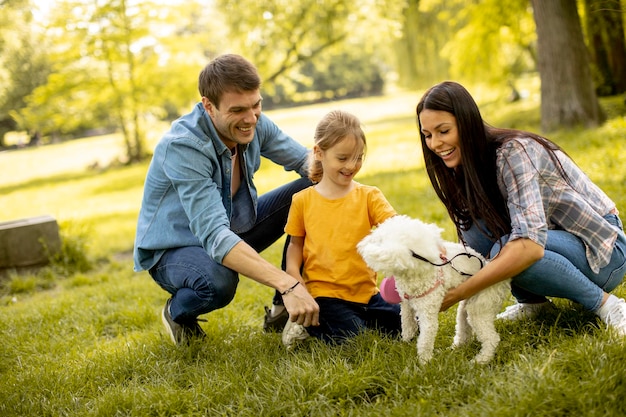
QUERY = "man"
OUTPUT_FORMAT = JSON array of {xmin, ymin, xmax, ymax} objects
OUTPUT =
[{"xmin": 133, "ymin": 54, "xmax": 319, "ymax": 345}]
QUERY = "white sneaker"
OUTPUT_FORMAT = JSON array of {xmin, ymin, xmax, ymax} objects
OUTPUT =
[
  {"xmin": 282, "ymin": 319, "xmax": 309, "ymax": 348},
  {"xmin": 496, "ymin": 301, "xmax": 555, "ymax": 321},
  {"xmin": 597, "ymin": 296, "xmax": 626, "ymax": 336}
]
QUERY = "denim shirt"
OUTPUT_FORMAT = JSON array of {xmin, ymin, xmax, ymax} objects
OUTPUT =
[{"xmin": 133, "ymin": 102, "xmax": 309, "ymax": 271}]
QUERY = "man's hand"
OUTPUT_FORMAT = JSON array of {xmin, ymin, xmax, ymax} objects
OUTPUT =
[
  {"xmin": 282, "ymin": 283, "xmax": 319, "ymax": 327},
  {"xmin": 221, "ymin": 241, "xmax": 319, "ymax": 326}
]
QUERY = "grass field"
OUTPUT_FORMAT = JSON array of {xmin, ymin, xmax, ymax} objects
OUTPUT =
[{"xmin": 1, "ymin": 86, "xmax": 626, "ymax": 416}]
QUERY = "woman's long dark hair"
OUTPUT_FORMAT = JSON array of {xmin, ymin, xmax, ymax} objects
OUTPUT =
[{"xmin": 416, "ymin": 81, "xmax": 564, "ymax": 244}]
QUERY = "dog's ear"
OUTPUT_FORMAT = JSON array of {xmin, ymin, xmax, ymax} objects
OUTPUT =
[{"xmin": 358, "ymin": 230, "xmax": 413, "ymax": 275}]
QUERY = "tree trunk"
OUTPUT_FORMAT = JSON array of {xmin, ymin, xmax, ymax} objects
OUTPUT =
[
  {"xmin": 585, "ymin": 0, "xmax": 614, "ymax": 95},
  {"xmin": 531, "ymin": 0, "xmax": 604, "ymax": 132},
  {"xmin": 584, "ymin": 0, "xmax": 626, "ymax": 95},
  {"xmin": 598, "ymin": 0, "xmax": 626, "ymax": 93},
  {"xmin": 398, "ymin": 0, "xmax": 421, "ymax": 88}
]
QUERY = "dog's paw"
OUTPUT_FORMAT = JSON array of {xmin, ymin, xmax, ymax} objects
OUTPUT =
[
  {"xmin": 472, "ymin": 347, "xmax": 497, "ymax": 364},
  {"xmin": 452, "ymin": 333, "xmax": 471, "ymax": 347},
  {"xmin": 471, "ymin": 354, "xmax": 494, "ymax": 365},
  {"xmin": 418, "ymin": 352, "xmax": 433, "ymax": 364},
  {"xmin": 401, "ymin": 331, "xmax": 415, "ymax": 342}
]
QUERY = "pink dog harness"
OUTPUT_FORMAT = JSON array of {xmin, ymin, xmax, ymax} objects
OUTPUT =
[
  {"xmin": 404, "ymin": 269, "xmax": 444, "ymax": 299},
  {"xmin": 379, "ymin": 250, "xmax": 484, "ymax": 304},
  {"xmin": 379, "ymin": 270, "xmax": 444, "ymax": 304}
]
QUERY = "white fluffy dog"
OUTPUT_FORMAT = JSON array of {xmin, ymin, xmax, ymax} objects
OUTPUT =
[{"xmin": 357, "ymin": 215, "xmax": 510, "ymax": 364}]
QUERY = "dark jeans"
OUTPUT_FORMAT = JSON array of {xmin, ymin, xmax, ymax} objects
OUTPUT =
[
  {"xmin": 306, "ymin": 293, "xmax": 402, "ymax": 344},
  {"xmin": 150, "ymin": 177, "xmax": 312, "ymax": 323}
]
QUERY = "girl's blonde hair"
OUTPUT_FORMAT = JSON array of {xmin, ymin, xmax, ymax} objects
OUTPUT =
[{"xmin": 309, "ymin": 110, "xmax": 367, "ymax": 183}]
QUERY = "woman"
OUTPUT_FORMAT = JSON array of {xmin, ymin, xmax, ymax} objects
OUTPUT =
[{"xmin": 416, "ymin": 81, "xmax": 626, "ymax": 335}]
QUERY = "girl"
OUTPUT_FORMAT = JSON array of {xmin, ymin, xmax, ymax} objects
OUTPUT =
[
  {"xmin": 416, "ymin": 81, "xmax": 626, "ymax": 335},
  {"xmin": 282, "ymin": 110, "xmax": 401, "ymax": 346}
]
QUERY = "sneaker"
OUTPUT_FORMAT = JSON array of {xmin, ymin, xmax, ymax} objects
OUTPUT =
[
  {"xmin": 598, "ymin": 296, "xmax": 626, "ymax": 336},
  {"xmin": 263, "ymin": 305, "xmax": 289, "ymax": 332},
  {"xmin": 496, "ymin": 300, "xmax": 556, "ymax": 321},
  {"xmin": 282, "ymin": 319, "xmax": 309, "ymax": 348},
  {"xmin": 161, "ymin": 298, "xmax": 207, "ymax": 345}
]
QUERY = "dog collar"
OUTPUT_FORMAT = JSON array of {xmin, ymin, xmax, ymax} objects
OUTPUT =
[{"xmin": 404, "ymin": 269, "xmax": 444, "ymax": 299}]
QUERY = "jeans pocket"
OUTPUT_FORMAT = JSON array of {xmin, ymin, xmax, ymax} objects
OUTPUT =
[
  {"xmin": 604, "ymin": 236, "xmax": 626, "ymax": 291},
  {"xmin": 605, "ymin": 261, "xmax": 626, "ymax": 291}
]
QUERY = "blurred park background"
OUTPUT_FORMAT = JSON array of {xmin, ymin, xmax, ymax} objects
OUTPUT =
[
  {"xmin": 2, "ymin": 0, "xmax": 626, "ymax": 285},
  {"xmin": 2, "ymin": 2, "xmax": 626, "ymax": 415},
  {"xmin": 1, "ymin": 0, "xmax": 625, "ymax": 163},
  {"xmin": 1, "ymin": 0, "xmax": 625, "ymax": 290}
]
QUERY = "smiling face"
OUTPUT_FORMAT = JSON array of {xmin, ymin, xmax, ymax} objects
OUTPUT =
[
  {"xmin": 419, "ymin": 109, "xmax": 462, "ymax": 169},
  {"xmin": 315, "ymin": 134, "xmax": 364, "ymax": 188},
  {"xmin": 203, "ymin": 89, "xmax": 262, "ymax": 149}
]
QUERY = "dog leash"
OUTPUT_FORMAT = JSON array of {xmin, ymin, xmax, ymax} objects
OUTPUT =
[{"xmin": 409, "ymin": 250, "xmax": 484, "ymax": 277}]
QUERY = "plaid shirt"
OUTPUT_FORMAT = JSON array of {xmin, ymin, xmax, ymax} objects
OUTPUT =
[{"xmin": 496, "ymin": 137, "xmax": 618, "ymax": 273}]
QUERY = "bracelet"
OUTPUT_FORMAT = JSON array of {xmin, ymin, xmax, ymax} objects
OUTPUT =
[{"xmin": 280, "ymin": 281, "xmax": 300, "ymax": 296}]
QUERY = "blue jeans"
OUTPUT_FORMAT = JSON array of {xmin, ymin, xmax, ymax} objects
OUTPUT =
[
  {"xmin": 306, "ymin": 293, "xmax": 402, "ymax": 344},
  {"xmin": 149, "ymin": 177, "xmax": 312, "ymax": 323},
  {"xmin": 461, "ymin": 214, "xmax": 626, "ymax": 311}
]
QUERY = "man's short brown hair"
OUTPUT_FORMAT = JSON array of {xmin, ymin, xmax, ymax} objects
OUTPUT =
[{"xmin": 198, "ymin": 54, "xmax": 261, "ymax": 109}]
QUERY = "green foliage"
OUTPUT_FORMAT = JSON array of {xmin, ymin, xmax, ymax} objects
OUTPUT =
[
  {"xmin": 48, "ymin": 221, "xmax": 94, "ymax": 276},
  {"xmin": 1, "ymin": 270, "xmax": 56, "ymax": 296},
  {"xmin": 393, "ymin": 0, "xmax": 454, "ymax": 89},
  {"xmin": 0, "ymin": 90, "xmax": 625, "ymax": 416},
  {"xmin": 278, "ymin": 50, "xmax": 385, "ymax": 107},
  {"xmin": 5, "ymin": 0, "xmax": 623, "ymax": 153},
  {"xmin": 13, "ymin": 0, "xmax": 208, "ymax": 159},
  {"xmin": 442, "ymin": 0, "xmax": 536, "ymax": 85},
  {"xmin": 0, "ymin": 0, "xmax": 51, "ymax": 146},
  {"xmin": 216, "ymin": 0, "xmax": 391, "ymax": 106}
]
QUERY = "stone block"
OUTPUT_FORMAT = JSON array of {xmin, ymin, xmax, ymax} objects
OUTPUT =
[{"xmin": 0, "ymin": 215, "xmax": 62, "ymax": 269}]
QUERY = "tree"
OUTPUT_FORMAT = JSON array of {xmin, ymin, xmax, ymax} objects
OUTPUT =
[
  {"xmin": 215, "ymin": 0, "xmax": 388, "ymax": 104},
  {"xmin": 381, "ymin": 0, "xmax": 455, "ymax": 89},
  {"xmin": 380, "ymin": 0, "xmax": 536, "ymax": 91},
  {"xmin": 530, "ymin": 0, "xmax": 604, "ymax": 131},
  {"xmin": 442, "ymin": 0, "xmax": 536, "ymax": 86},
  {"xmin": 295, "ymin": 49, "xmax": 385, "ymax": 103},
  {"xmin": 407, "ymin": 0, "xmax": 458, "ymax": 88},
  {"xmin": 583, "ymin": 0, "xmax": 626, "ymax": 95},
  {"xmin": 0, "ymin": 0, "xmax": 51, "ymax": 148},
  {"xmin": 15, "ymin": 0, "xmax": 213, "ymax": 162}
]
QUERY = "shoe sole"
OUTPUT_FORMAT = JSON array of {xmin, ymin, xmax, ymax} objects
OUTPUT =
[
  {"xmin": 264, "ymin": 307, "xmax": 289, "ymax": 332},
  {"xmin": 162, "ymin": 306, "xmax": 179, "ymax": 345}
]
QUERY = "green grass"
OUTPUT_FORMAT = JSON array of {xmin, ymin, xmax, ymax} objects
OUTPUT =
[{"xmin": 1, "ymin": 88, "xmax": 626, "ymax": 416}]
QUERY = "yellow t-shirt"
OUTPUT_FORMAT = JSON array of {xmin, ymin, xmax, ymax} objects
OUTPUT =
[{"xmin": 285, "ymin": 182, "xmax": 396, "ymax": 304}]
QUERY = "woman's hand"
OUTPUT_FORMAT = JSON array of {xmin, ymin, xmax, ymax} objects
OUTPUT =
[
  {"xmin": 438, "ymin": 238, "xmax": 544, "ymax": 312},
  {"xmin": 440, "ymin": 286, "xmax": 463, "ymax": 312}
]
